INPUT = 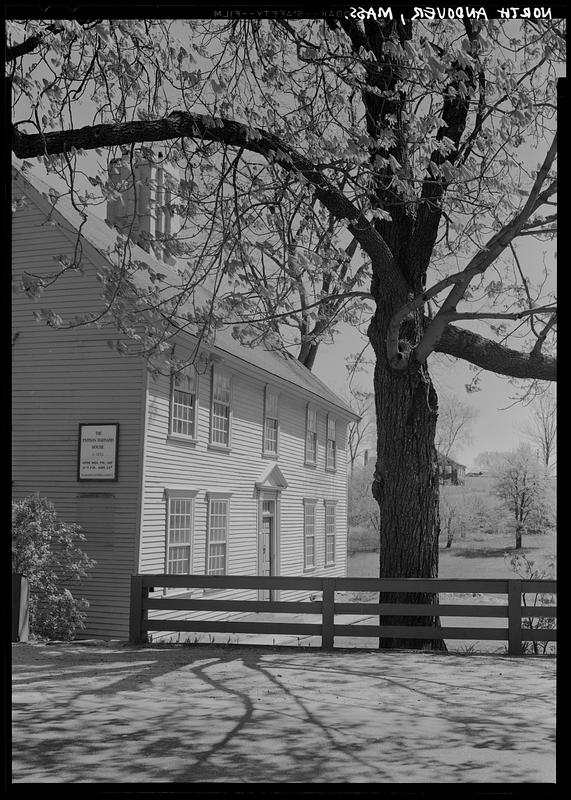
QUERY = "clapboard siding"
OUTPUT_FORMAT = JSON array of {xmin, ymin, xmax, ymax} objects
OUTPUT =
[
  {"xmin": 13, "ymin": 167, "xmax": 353, "ymax": 640},
  {"xmin": 12, "ymin": 180, "xmax": 145, "ymax": 638},
  {"xmin": 138, "ymin": 351, "xmax": 349, "ymax": 628}
]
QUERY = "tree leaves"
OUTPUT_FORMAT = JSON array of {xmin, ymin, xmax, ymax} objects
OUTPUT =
[{"xmin": 9, "ymin": 17, "xmax": 560, "ymax": 377}]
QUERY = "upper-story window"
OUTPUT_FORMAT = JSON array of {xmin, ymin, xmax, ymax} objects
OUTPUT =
[
  {"xmin": 164, "ymin": 187, "xmax": 172, "ymax": 237},
  {"xmin": 263, "ymin": 386, "xmax": 279, "ymax": 455},
  {"xmin": 210, "ymin": 368, "xmax": 231, "ymax": 447},
  {"xmin": 170, "ymin": 366, "xmax": 197, "ymax": 439},
  {"xmin": 154, "ymin": 167, "xmax": 173, "ymax": 239},
  {"xmin": 326, "ymin": 415, "xmax": 337, "ymax": 471},
  {"xmin": 155, "ymin": 167, "xmax": 164, "ymax": 239},
  {"xmin": 305, "ymin": 405, "xmax": 317, "ymax": 465}
]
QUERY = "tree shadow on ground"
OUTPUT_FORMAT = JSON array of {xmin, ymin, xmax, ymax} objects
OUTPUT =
[{"xmin": 12, "ymin": 642, "xmax": 556, "ymax": 785}]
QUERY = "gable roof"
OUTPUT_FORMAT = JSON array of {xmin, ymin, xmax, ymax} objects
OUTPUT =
[
  {"xmin": 12, "ymin": 163, "xmax": 358, "ymax": 420},
  {"xmin": 436, "ymin": 452, "xmax": 466, "ymax": 470}
]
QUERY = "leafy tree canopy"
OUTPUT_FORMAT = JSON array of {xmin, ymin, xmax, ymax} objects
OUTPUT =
[{"xmin": 9, "ymin": 17, "xmax": 560, "ymax": 379}]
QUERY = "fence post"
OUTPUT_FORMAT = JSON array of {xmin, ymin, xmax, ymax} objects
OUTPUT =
[
  {"xmin": 12, "ymin": 574, "xmax": 29, "ymax": 643},
  {"xmin": 129, "ymin": 575, "xmax": 149, "ymax": 644},
  {"xmin": 322, "ymin": 579, "xmax": 335, "ymax": 650},
  {"xmin": 508, "ymin": 579, "xmax": 523, "ymax": 656}
]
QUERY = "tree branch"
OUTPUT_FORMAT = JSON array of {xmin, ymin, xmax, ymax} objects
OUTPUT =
[
  {"xmin": 443, "ymin": 304, "xmax": 556, "ymax": 323},
  {"xmin": 218, "ymin": 290, "xmax": 373, "ymax": 326},
  {"xmin": 411, "ymin": 134, "xmax": 557, "ymax": 365},
  {"xmin": 6, "ymin": 24, "xmax": 63, "ymax": 63},
  {"xmin": 12, "ymin": 112, "xmax": 406, "ymax": 294},
  {"xmin": 393, "ymin": 24, "xmax": 485, "ymax": 289},
  {"xmin": 531, "ymin": 313, "xmax": 557, "ymax": 357},
  {"xmin": 385, "ymin": 267, "xmax": 472, "ymax": 365},
  {"xmin": 435, "ymin": 321, "xmax": 556, "ymax": 381},
  {"xmin": 516, "ymin": 227, "xmax": 557, "ymax": 237},
  {"xmin": 521, "ymin": 213, "xmax": 557, "ymax": 229}
]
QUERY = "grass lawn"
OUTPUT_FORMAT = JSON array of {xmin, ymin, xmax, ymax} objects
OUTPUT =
[
  {"xmin": 348, "ymin": 476, "xmax": 556, "ymax": 581},
  {"xmin": 439, "ymin": 530, "xmax": 556, "ymax": 580},
  {"xmin": 346, "ymin": 519, "xmax": 556, "ymax": 654},
  {"xmin": 344, "ymin": 476, "xmax": 556, "ymax": 652},
  {"xmin": 348, "ymin": 531, "xmax": 556, "ymax": 580}
]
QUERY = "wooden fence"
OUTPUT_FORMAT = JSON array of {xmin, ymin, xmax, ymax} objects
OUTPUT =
[{"xmin": 129, "ymin": 575, "xmax": 557, "ymax": 656}]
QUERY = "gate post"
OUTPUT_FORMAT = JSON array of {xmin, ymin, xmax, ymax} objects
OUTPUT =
[
  {"xmin": 322, "ymin": 579, "xmax": 335, "ymax": 650},
  {"xmin": 508, "ymin": 580, "xmax": 523, "ymax": 656},
  {"xmin": 12, "ymin": 574, "xmax": 29, "ymax": 642},
  {"xmin": 129, "ymin": 575, "xmax": 149, "ymax": 644}
]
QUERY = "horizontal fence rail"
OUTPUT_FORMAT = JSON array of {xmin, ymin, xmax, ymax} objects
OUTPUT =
[{"xmin": 129, "ymin": 575, "xmax": 557, "ymax": 656}]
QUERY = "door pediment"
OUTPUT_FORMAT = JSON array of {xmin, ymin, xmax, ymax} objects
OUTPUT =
[{"xmin": 255, "ymin": 462, "xmax": 288, "ymax": 491}]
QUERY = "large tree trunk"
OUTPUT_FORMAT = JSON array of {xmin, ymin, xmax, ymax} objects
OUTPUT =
[{"xmin": 369, "ymin": 295, "xmax": 445, "ymax": 651}]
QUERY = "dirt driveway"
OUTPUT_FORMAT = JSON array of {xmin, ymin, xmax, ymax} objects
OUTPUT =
[{"xmin": 11, "ymin": 640, "xmax": 556, "ymax": 785}]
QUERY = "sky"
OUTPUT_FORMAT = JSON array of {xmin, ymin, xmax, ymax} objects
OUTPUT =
[
  {"xmin": 311, "ymin": 204, "xmax": 556, "ymax": 471},
  {"xmin": 312, "ymin": 323, "xmax": 552, "ymax": 470}
]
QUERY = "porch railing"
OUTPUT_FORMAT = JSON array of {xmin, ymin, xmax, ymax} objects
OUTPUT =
[{"xmin": 129, "ymin": 574, "xmax": 557, "ymax": 656}]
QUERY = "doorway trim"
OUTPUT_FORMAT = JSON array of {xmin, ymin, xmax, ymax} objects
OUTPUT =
[
  {"xmin": 255, "ymin": 462, "xmax": 287, "ymax": 601},
  {"xmin": 258, "ymin": 490, "xmax": 281, "ymax": 601}
]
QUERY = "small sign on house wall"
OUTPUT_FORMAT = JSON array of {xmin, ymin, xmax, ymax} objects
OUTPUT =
[{"xmin": 78, "ymin": 424, "xmax": 119, "ymax": 481}]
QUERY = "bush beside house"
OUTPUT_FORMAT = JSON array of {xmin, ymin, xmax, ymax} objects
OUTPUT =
[{"xmin": 12, "ymin": 494, "xmax": 95, "ymax": 640}]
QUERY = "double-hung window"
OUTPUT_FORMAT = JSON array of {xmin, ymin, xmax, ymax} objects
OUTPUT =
[
  {"xmin": 165, "ymin": 490, "xmax": 197, "ymax": 575},
  {"xmin": 324, "ymin": 502, "xmax": 336, "ymax": 565},
  {"xmin": 170, "ymin": 366, "xmax": 197, "ymax": 439},
  {"xmin": 210, "ymin": 368, "xmax": 231, "ymax": 447},
  {"xmin": 154, "ymin": 168, "xmax": 173, "ymax": 239},
  {"xmin": 263, "ymin": 386, "xmax": 279, "ymax": 455},
  {"xmin": 155, "ymin": 167, "xmax": 164, "ymax": 239},
  {"xmin": 206, "ymin": 494, "xmax": 230, "ymax": 575},
  {"xmin": 164, "ymin": 187, "xmax": 172, "ymax": 237},
  {"xmin": 326, "ymin": 415, "xmax": 337, "ymax": 471},
  {"xmin": 303, "ymin": 500, "xmax": 316, "ymax": 570},
  {"xmin": 305, "ymin": 406, "xmax": 317, "ymax": 465}
]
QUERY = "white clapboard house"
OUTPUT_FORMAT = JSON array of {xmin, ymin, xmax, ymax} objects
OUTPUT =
[{"xmin": 12, "ymin": 158, "xmax": 358, "ymax": 639}]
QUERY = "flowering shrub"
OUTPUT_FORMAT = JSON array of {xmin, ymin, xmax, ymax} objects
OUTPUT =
[
  {"xmin": 12, "ymin": 494, "xmax": 96, "ymax": 640},
  {"xmin": 31, "ymin": 590, "xmax": 90, "ymax": 641}
]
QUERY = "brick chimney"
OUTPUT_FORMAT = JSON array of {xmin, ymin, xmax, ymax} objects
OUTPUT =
[{"xmin": 106, "ymin": 148, "xmax": 181, "ymax": 264}]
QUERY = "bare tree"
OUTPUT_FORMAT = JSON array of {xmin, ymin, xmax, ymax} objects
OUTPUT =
[
  {"xmin": 479, "ymin": 444, "xmax": 553, "ymax": 549},
  {"xmin": 439, "ymin": 488, "xmax": 497, "ymax": 548},
  {"xmin": 346, "ymin": 389, "xmax": 374, "ymax": 475},
  {"xmin": 519, "ymin": 390, "xmax": 557, "ymax": 471},
  {"xmin": 348, "ymin": 465, "xmax": 380, "ymax": 540},
  {"xmin": 435, "ymin": 395, "xmax": 478, "ymax": 461}
]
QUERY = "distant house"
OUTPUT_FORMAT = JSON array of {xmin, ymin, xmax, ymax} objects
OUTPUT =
[
  {"xmin": 436, "ymin": 453, "xmax": 466, "ymax": 486},
  {"xmin": 12, "ymin": 160, "xmax": 358, "ymax": 639}
]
